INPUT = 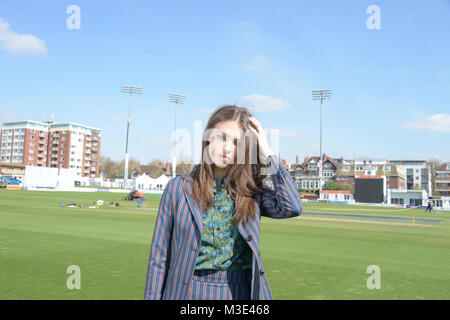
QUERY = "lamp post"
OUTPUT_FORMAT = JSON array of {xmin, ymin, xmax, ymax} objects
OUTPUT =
[
  {"xmin": 312, "ymin": 89, "xmax": 333, "ymax": 194},
  {"xmin": 168, "ymin": 94, "xmax": 186, "ymax": 178},
  {"xmin": 120, "ymin": 85, "xmax": 142, "ymax": 189}
]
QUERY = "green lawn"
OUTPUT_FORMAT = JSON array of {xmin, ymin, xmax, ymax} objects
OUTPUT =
[{"xmin": 1, "ymin": 189, "xmax": 449, "ymax": 299}]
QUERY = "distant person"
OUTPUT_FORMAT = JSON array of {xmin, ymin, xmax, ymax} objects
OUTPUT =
[{"xmin": 425, "ymin": 201, "xmax": 433, "ymax": 213}]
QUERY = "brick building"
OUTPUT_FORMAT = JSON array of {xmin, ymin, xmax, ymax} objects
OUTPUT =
[
  {"xmin": 434, "ymin": 162, "xmax": 450, "ymax": 196},
  {"xmin": 0, "ymin": 120, "xmax": 101, "ymax": 178}
]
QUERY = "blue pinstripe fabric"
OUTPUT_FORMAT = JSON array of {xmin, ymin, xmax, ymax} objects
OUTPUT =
[
  {"xmin": 187, "ymin": 269, "xmax": 251, "ymax": 300},
  {"xmin": 144, "ymin": 155, "xmax": 302, "ymax": 300}
]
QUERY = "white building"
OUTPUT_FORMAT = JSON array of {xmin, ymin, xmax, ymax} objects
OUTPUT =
[{"xmin": 389, "ymin": 160, "xmax": 432, "ymax": 196}]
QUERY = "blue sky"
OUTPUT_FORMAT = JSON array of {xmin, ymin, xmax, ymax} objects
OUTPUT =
[{"xmin": 1, "ymin": 0, "xmax": 449, "ymax": 165}]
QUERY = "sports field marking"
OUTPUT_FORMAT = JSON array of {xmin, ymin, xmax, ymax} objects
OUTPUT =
[
  {"xmin": 302, "ymin": 211, "xmax": 440, "ymax": 223},
  {"xmin": 298, "ymin": 216, "xmax": 437, "ymax": 227},
  {"xmin": 309, "ymin": 207, "xmax": 410, "ymax": 212}
]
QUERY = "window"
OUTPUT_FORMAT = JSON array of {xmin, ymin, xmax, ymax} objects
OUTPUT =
[
  {"xmin": 342, "ymin": 166, "xmax": 350, "ymax": 171},
  {"xmin": 391, "ymin": 198, "xmax": 404, "ymax": 205},
  {"xmin": 383, "ymin": 166, "xmax": 391, "ymax": 171},
  {"xmin": 60, "ymin": 157, "xmax": 65, "ymax": 161},
  {"xmin": 324, "ymin": 170, "xmax": 333, "ymax": 177},
  {"xmin": 31, "ymin": 135, "xmax": 35, "ymax": 140},
  {"xmin": 356, "ymin": 166, "xmax": 364, "ymax": 171}
]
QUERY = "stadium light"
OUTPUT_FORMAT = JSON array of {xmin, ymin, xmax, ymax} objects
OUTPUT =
[
  {"xmin": 312, "ymin": 89, "xmax": 333, "ymax": 194},
  {"xmin": 121, "ymin": 85, "xmax": 143, "ymax": 189},
  {"xmin": 168, "ymin": 94, "xmax": 186, "ymax": 178}
]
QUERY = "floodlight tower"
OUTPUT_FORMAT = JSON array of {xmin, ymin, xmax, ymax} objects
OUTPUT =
[
  {"xmin": 312, "ymin": 89, "xmax": 333, "ymax": 193},
  {"xmin": 120, "ymin": 85, "xmax": 143, "ymax": 189},
  {"xmin": 168, "ymin": 94, "xmax": 186, "ymax": 178}
]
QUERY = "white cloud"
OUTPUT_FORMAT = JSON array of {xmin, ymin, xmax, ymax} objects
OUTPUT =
[
  {"xmin": 399, "ymin": 113, "xmax": 450, "ymax": 133},
  {"xmin": 242, "ymin": 55, "xmax": 270, "ymax": 71},
  {"xmin": 238, "ymin": 94, "xmax": 292, "ymax": 112},
  {"xmin": 0, "ymin": 18, "xmax": 47, "ymax": 55}
]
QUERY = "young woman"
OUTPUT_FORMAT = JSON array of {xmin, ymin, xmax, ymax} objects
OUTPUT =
[{"xmin": 144, "ymin": 105, "xmax": 302, "ymax": 300}]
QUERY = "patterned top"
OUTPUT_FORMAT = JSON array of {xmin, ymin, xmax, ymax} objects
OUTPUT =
[{"xmin": 194, "ymin": 175, "xmax": 253, "ymax": 271}]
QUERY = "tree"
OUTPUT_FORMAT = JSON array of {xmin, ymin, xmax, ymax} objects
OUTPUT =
[
  {"xmin": 413, "ymin": 184, "xmax": 422, "ymax": 190},
  {"xmin": 325, "ymin": 181, "xmax": 352, "ymax": 191},
  {"xmin": 427, "ymin": 157, "xmax": 443, "ymax": 196}
]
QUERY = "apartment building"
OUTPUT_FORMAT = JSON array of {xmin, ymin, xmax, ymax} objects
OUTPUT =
[
  {"xmin": 0, "ymin": 120, "xmax": 101, "ymax": 178},
  {"xmin": 434, "ymin": 162, "xmax": 450, "ymax": 196},
  {"xmin": 388, "ymin": 160, "xmax": 432, "ymax": 195}
]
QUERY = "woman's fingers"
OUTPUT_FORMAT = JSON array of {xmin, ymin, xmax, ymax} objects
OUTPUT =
[{"xmin": 249, "ymin": 117, "xmax": 261, "ymax": 133}]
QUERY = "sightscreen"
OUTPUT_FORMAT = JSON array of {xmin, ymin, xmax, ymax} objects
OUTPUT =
[{"xmin": 354, "ymin": 178, "xmax": 384, "ymax": 203}]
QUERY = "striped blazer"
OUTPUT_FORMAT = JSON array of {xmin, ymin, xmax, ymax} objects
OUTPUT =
[{"xmin": 144, "ymin": 155, "xmax": 303, "ymax": 300}]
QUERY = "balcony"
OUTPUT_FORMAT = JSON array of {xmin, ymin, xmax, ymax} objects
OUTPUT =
[
  {"xmin": 85, "ymin": 143, "xmax": 91, "ymax": 148},
  {"xmin": 51, "ymin": 160, "xmax": 57, "ymax": 165},
  {"xmin": 39, "ymin": 133, "xmax": 46, "ymax": 137},
  {"xmin": 90, "ymin": 167, "xmax": 96, "ymax": 172},
  {"xmin": 85, "ymin": 150, "xmax": 91, "ymax": 154}
]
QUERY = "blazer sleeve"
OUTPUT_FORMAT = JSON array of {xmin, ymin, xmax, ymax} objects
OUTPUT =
[
  {"xmin": 144, "ymin": 178, "xmax": 175, "ymax": 300},
  {"xmin": 260, "ymin": 154, "xmax": 303, "ymax": 219}
]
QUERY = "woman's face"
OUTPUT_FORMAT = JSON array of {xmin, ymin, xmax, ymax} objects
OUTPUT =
[{"xmin": 207, "ymin": 120, "xmax": 244, "ymax": 169}]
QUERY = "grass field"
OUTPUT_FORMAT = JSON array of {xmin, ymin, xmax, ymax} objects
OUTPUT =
[{"xmin": 1, "ymin": 189, "xmax": 449, "ymax": 299}]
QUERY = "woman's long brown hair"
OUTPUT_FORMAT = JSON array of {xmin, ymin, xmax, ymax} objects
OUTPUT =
[{"xmin": 185, "ymin": 105, "xmax": 268, "ymax": 224}]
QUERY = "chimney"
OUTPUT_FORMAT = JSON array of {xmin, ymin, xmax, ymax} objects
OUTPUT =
[{"xmin": 296, "ymin": 155, "xmax": 299, "ymax": 166}]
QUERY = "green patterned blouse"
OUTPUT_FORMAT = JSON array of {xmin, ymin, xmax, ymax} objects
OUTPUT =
[{"xmin": 194, "ymin": 175, "xmax": 253, "ymax": 271}]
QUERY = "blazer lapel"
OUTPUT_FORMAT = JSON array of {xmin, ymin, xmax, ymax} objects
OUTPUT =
[{"xmin": 182, "ymin": 171, "xmax": 204, "ymax": 234}]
